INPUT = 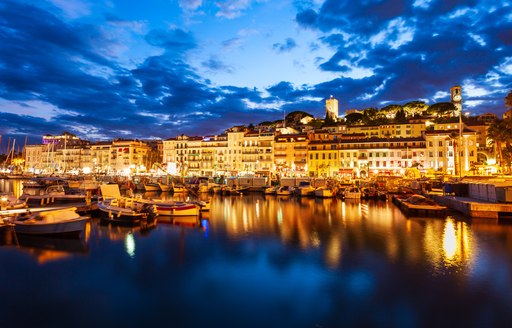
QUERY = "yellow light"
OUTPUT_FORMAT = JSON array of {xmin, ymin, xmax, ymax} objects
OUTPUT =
[{"xmin": 443, "ymin": 219, "xmax": 457, "ymax": 260}]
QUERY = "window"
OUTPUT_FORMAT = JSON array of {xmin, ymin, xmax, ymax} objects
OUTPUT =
[
  {"xmin": 429, "ymin": 141, "xmax": 433, "ymax": 147},
  {"xmin": 439, "ymin": 151, "xmax": 443, "ymax": 157},
  {"xmin": 439, "ymin": 141, "xmax": 443, "ymax": 146}
]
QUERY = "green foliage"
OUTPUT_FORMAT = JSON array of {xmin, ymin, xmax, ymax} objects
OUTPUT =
[
  {"xmin": 506, "ymin": 90, "xmax": 512, "ymax": 109},
  {"xmin": 395, "ymin": 108, "xmax": 407, "ymax": 123},
  {"xmin": 286, "ymin": 111, "xmax": 313, "ymax": 123},
  {"xmin": 345, "ymin": 112, "xmax": 364, "ymax": 125},
  {"xmin": 426, "ymin": 102, "xmax": 456, "ymax": 116}
]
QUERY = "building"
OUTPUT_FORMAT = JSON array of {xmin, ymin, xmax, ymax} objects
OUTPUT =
[{"xmin": 326, "ymin": 96, "xmax": 339, "ymax": 120}]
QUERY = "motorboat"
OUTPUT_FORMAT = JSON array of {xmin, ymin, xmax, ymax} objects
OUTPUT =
[
  {"xmin": 98, "ymin": 197, "xmax": 158, "ymax": 225},
  {"xmin": 343, "ymin": 186, "xmax": 361, "ymax": 199},
  {"xmin": 276, "ymin": 186, "xmax": 293, "ymax": 196},
  {"xmin": 295, "ymin": 181, "xmax": 316, "ymax": 197},
  {"xmin": 314, "ymin": 186, "xmax": 335, "ymax": 198},
  {"xmin": 9, "ymin": 207, "xmax": 89, "ymax": 236},
  {"xmin": 0, "ymin": 193, "xmax": 27, "ymax": 210},
  {"xmin": 145, "ymin": 199, "xmax": 200, "ymax": 216},
  {"xmin": 263, "ymin": 186, "xmax": 278, "ymax": 195},
  {"xmin": 98, "ymin": 184, "xmax": 158, "ymax": 225}
]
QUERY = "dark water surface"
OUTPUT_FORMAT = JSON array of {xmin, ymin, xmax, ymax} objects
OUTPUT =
[{"xmin": 1, "ymin": 187, "xmax": 512, "ymax": 328}]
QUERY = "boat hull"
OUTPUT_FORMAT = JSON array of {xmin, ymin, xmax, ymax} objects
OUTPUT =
[{"xmin": 14, "ymin": 218, "xmax": 88, "ymax": 236}]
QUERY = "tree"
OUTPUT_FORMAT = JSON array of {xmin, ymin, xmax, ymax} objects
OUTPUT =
[
  {"xmin": 345, "ymin": 112, "xmax": 364, "ymax": 125},
  {"xmin": 395, "ymin": 108, "xmax": 407, "ymax": 123},
  {"xmin": 324, "ymin": 112, "xmax": 335, "ymax": 125},
  {"xmin": 426, "ymin": 102, "xmax": 456, "ymax": 117},
  {"xmin": 506, "ymin": 90, "xmax": 512, "ymax": 109}
]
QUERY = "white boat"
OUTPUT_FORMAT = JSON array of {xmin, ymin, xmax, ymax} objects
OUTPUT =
[
  {"xmin": 147, "ymin": 199, "xmax": 200, "ymax": 216},
  {"xmin": 343, "ymin": 186, "xmax": 361, "ymax": 199},
  {"xmin": 295, "ymin": 181, "xmax": 316, "ymax": 197},
  {"xmin": 98, "ymin": 197, "xmax": 158, "ymax": 225},
  {"xmin": 314, "ymin": 186, "xmax": 335, "ymax": 198},
  {"xmin": 263, "ymin": 186, "xmax": 278, "ymax": 195},
  {"xmin": 276, "ymin": 186, "xmax": 293, "ymax": 196},
  {"xmin": 98, "ymin": 184, "xmax": 158, "ymax": 225},
  {"xmin": 10, "ymin": 207, "xmax": 89, "ymax": 236},
  {"xmin": 0, "ymin": 193, "xmax": 27, "ymax": 210}
]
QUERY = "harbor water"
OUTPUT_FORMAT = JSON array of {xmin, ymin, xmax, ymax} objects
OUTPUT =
[{"xmin": 1, "ymin": 180, "xmax": 512, "ymax": 327}]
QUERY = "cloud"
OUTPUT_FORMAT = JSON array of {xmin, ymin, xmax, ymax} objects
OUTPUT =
[
  {"xmin": 215, "ymin": 0, "xmax": 253, "ymax": 19},
  {"xmin": 272, "ymin": 38, "xmax": 297, "ymax": 53}
]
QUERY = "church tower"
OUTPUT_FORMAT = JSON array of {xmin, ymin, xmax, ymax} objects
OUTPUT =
[
  {"xmin": 450, "ymin": 85, "xmax": 462, "ymax": 116},
  {"xmin": 326, "ymin": 96, "xmax": 338, "ymax": 120}
]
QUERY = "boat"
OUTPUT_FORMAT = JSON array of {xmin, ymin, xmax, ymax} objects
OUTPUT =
[
  {"xmin": 172, "ymin": 182, "xmax": 187, "ymax": 193},
  {"xmin": 144, "ymin": 182, "xmax": 160, "ymax": 192},
  {"xmin": 158, "ymin": 182, "xmax": 172, "ymax": 192},
  {"xmin": 98, "ymin": 197, "xmax": 158, "ymax": 225},
  {"xmin": 263, "ymin": 186, "xmax": 278, "ymax": 195},
  {"xmin": 343, "ymin": 186, "xmax": 361, "ymax": 199},
  {"xmin": 98, "ymin": 184, "xmax": 158, "ymax": 225},
  {"xmin": 19, "ymin": 184, "xmax": 87, "ymax": 206},
  {"xmin": 145, "ymin": 199, "xmax": 200, "ymax": 216},
  {"xmin": 276, "ymin": 185, "xmax": 293, "ymax": 196},
  {"xmin": 314, "ymin": 186, "xmax": 335, "ymax": 198},
  {"xmin": 190, "ymin": 199, "xmax": 210, "ymax": 211},
  {"xmin": 0, "ymin": 193, "xmax": 28, "ymax": 210},
  {"xmin": 9, "ymin": 207, "xmax": 89, "ymax": 236},
  {"xmin": 295, "ymin": 181, "xmax": 316, "ymax": 197}
]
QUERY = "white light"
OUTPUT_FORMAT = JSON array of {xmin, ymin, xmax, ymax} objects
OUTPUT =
[{"xmin": 125, "ymin": 233, "xmax": 135, "ymax": 258}]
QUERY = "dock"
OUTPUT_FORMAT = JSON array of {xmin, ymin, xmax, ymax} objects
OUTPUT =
[
  {"xmin": 431, "ymin": 194, "xmax": 512, "ymax": 220},
  {"xmin": 392, "ymin": 195, "xmax": 448, "ymax": 217}
]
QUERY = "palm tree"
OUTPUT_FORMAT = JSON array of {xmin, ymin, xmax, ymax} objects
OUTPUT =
[{"xmin": 487, "ymin": 119, "xmax": 512, "ymax": 174}]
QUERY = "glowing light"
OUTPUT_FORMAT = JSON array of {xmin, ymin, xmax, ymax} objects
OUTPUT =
[
  {"xmin": 125, "ymin": 233, "xmax": 135, "ymax": 258},
  {"xmin": 443, "ymin": 219, "xmax": 457, "ymax": 260}
]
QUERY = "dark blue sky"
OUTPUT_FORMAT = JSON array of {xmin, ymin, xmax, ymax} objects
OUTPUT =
[{"xmin": 0, "ymin": 0, "xmax": 511, "ymax": 151}]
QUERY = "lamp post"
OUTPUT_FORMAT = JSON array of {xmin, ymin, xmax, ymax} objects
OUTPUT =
[{"xmin": 458, "ymin": 104, "xmax": 463, "ymax": 179}]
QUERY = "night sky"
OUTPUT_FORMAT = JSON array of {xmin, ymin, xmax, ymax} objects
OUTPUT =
[{"xmin": 0, "ymin": 0, "xmax": 511, "ymax": 150}]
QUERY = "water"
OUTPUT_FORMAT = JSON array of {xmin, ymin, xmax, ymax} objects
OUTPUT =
[{"xmin": 1, "ymin": 181, "xmax": 512, "ymax": 327}]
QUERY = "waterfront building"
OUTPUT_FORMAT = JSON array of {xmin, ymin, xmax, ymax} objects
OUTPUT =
[
  {"xmin": 201, "ymin": 134, "xmax": 228, "ymax": 176},
  {"xmin": 109, "ymin": 140, "xmax": 152, "ymax": 175},
  {"xmin": 185, "ymin": 136, "xmax": 203, "ymax": 176},
  {"xmin": 227, "ymin": 129, "xmax": 245, "ymax": 175},
  {"xmin": 240, "ymin": 131, "xmax": 275, "ymax": 176},
  {"xmin": 90, "ymin": 142, "xmax": 111, "ymax": 174},
  {"xmin": 54, "ymin": 145, "xmax": 91, "ymax": 173},
  {"xmin": 24, "ymin": 144, "xmax": 45, "ymax": 173},
  {"xmin": 274, "ymin": 133, "xmax": 308, "ymax": 176},
  {"xmin": 424, "ymin": 128, "xmax": 478, "ymax": 176}
]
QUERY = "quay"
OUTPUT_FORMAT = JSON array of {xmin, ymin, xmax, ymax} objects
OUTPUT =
[
  {"xmin": 392, "ymin": 195, "xmax": 447, "ymax": 217},
  {"xmin": 432, "ymin": 194, "xmax": 512, "ymax": 220}
]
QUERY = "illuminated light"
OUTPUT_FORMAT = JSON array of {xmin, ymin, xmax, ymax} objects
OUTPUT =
[
  {"xmin": 443, "ymin": 219, "xmax": 457, "ymax": 260},
  {"xmin": 82, "ymin": 167, "xmax": 91, "ymax": 174},
  {"xmin": 487, "ymin": 158, "xmax": 496, "ymax": 165},
  {"xmin": 125, "ymin": 233, "xmax": 135, "ymax": 258}
]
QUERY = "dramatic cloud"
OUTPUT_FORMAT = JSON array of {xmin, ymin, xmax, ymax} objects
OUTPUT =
[{"xmin": 0, "ymin": 0, "xmax": 510, "ymax": 148}]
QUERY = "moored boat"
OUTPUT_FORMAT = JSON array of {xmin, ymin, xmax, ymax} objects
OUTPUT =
[{"xmin": 10, "ymin": 207, "xmax": 89, "ymax": 236}]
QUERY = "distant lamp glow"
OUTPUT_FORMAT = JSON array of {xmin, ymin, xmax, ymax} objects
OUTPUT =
[
  {"xmin": 125, "ymin": 233, "xmax": 135, "ymax": 258},
  {"xmin": 487, "ymin": 158, "xmax": 496, "ymax": 165},
  {"xmin": 82, "ymin": 167, "xmax": 91, "ymax": 174}
]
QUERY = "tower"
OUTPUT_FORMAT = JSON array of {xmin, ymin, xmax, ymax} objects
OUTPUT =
[
  {"xmin": 326, "ymin": 96, "xmax": 338, "ymax": 120},
  {"xmin": 450, "ymin": 85, "xmax": 462, "ymax": 115}
]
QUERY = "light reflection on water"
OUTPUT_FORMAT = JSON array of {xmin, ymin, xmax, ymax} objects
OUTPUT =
[{"xmin": 1, "ymin": 184, "xmax": 512, "ymax": 327}]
